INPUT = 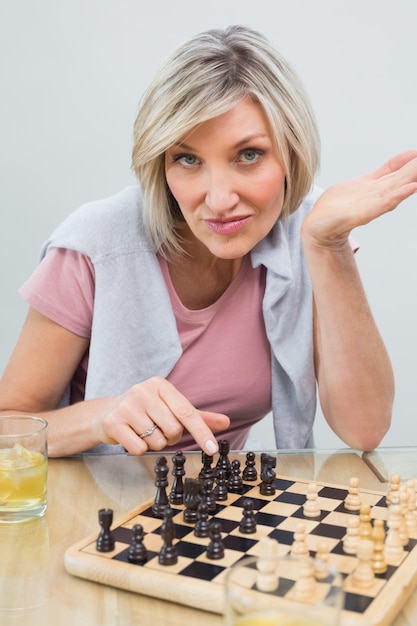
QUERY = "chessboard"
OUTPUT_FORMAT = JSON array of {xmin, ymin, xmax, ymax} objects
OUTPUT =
[{"xmin": 64, "ymin": 447, "xmax": 417, "ymax": 626}]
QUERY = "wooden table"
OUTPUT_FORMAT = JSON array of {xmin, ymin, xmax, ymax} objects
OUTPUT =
[{"xmin": 1, "ymin": 447, "xmax": 417, "ymax": 626}]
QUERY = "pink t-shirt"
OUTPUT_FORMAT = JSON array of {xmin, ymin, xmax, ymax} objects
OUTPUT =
[{"xmin": 20, "ymin": 248, "xmax": 272, "ymax": 449}]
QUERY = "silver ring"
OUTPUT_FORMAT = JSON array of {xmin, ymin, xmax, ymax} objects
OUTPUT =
[{"xmin": 138, "ymin": 423, "xmax": 158, "ymax": 439}]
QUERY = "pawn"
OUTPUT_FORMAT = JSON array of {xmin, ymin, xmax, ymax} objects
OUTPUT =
[
  {"xmin": 242, "ymin": 451, "xmax": 258, "ymax": 481},
  {"xmin": 228, "ymin": 459, "xmax": 243, "ymax": 493},
  {"xmin": 386, "ymin": 474, "xmax": 401, "ymax": 506},
  {"xmin": 303, "ymin": 482, "xmax": 321, "ymax": 519},
  {"xmin": 398, "ymin": 486, "xmax": 409, "ymax": 547},
  {"xmin": 343, "ymin": 515, "xmax": 360, "ymax": 555},
  {"xmin": 291, "ymin": 521, "xmax": 309, "ymax": 557},
  {"xmin": 256, "ymin": 537, "xmax": 279, "ymax": 592},
  {"xmin": 385, "ymin": 497, "xmax": 405, "ymax": 564},
  {"xmin": 344, "ymin": 477, "xmax": 361, "ymax": 512},
  {"xmin": 293, "ymin": 557, "xmax": 316, "ymax": 601},
  {"xmin": 96, "ymin": 508, "xmax": 115, "ymax": 552},
  {"xmin": 206, "ymin": 520, "xmax": 225, "ymax": 560},
  {"xmin": 159, "ymin": 507, "xmax": 178, "ymax": 566},
  {"xmin": 371, "ymin": 519, "xmax": 387, "ymax": 574},
  {"xmin": 194, "ymin": 500, "xmax": 211, "ymax": 538},
  {"xmin": 405, "ymin": 480, "xmax": 417, "ymax": 533},
  {"xmin": 213, "ymin": 468, "xmax": 228, "ymax": 501},
  {"xmin": 359, "ymin": 504, "xmax": 372, "ymax": 541},
  {"xmin": 239, "ymin": 498, "xmax": 257, "ymax": 534},
  {"xmin": 315, "ymin": 540, "xmax": 330, "ymax": 580},
  {"xmin": 127, "ymin": 524, "xmax": 148, "ymax": 564},
  {"xmin": 202, "ymin": 477, "xmax": 217, "ymax": 514},
  {"xmin": 352, "ymin": 539, "xmax": 375, "ymax": 589}
]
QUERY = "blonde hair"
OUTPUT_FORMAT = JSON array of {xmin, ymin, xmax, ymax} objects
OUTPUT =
[{"xmin": 132, "ymin": 25, "xmax": 320, "ymax": 256}]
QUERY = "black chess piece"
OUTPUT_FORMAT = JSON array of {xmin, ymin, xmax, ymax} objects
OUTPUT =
[
  {"xmin": 199, "ymin": 451, "xmax": 215, "ymax": 481},
  {"xmin": 96, "ymin": 508, "xmax": 115, "ymax": 552},
  {"xmin": 127, "ymin": 524, "xmax": 148, "ymax": 564},
  {"xmin": 152, "ymin": 455, "xmax": 170, "ymax": 518},
  {"xmin": 239, "ymin": 498, "xmax": 257, "ymax": 534},
  {"xmin": 206, "ymin": 520, "xmax": 225, "ymax": 560},
  {"xmin": 242, "ymin": 451, "xmax": 258, "ymax": 481},
  {"xmin": 259, "ymin": 453, "xmax": 277, "ymax": 496},
  {"xmin": 228, "ymin": 459, "xmax": 243, "ymax": 493},
  {"xmin": 159, "ymin": 507, "xmax": 178, "ymax": 566},
  {"xmin": 169, "ymin": 450, "xmax": 186, "ymax": 505},
  {"xmin": 183, "ymin": 477, "xmax": 202, "ymax": 524},
  {"xmin": 216, "ymin": 439, "xmax": 231, "ymax": 479},
  {"xmin": 194, "ymin": 500, "xmax": 211, "ymax": 538},
  {"xmin": 202, "ymin": 477, "xmax": 217, "ymax": 514},
  {"xmin": 213, "ymin": 468, "xmax": 228, "ymax": 501}
]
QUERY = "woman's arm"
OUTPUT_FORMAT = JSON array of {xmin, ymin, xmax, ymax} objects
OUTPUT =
[
  {"xmin": 0, "ymin": 307, "xmax": 229, "ymax": 456},
  {"xmin": 307, "ymin": 242, "xmax": 394, "ymax": 450},
  {"xmin": 303, "ymin": 151, "xmax": 417, "ymax": 450}
]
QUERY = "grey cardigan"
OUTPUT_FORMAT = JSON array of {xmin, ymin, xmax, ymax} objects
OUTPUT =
[{"xmin": 40, "ymin": 185, "xmax": 322, "ymax": 451}]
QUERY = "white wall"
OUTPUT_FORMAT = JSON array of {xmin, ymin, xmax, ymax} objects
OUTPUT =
[{"xmin": 1, "ymin": 0, "xmax": 416, "ymax": 449}]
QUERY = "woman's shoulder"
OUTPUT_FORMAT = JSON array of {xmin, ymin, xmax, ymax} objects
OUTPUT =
[{"xmin": 41, "ymin": 186, "xmax": 153, "ymax": 261}]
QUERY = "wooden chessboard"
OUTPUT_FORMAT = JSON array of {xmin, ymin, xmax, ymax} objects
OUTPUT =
[{"xmin": 64, "ymin": 457, "xmax": 417, "ymax": 626}]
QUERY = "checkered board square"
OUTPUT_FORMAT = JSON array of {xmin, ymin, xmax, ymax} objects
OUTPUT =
[{"xmin": 64, "ymin": 471, "xmax": 417, "ymax": 626}]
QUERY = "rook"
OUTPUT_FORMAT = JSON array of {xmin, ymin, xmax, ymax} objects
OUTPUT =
[
  {"xmin": 216, "ymin": 440, "xmax": 231, "ymax": 479},
  {"xmin": 96, "ymin": 508, "xmax": 115, "ymax": 552}
]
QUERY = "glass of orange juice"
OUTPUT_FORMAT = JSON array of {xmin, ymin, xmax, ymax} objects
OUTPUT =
[
  {"xmin": 224, "ymin": 541, "xmax": 344, "ymax": 626},
  {"xmin": 0, "ymin": 415, "xmax": 48, "ymax": 523}
]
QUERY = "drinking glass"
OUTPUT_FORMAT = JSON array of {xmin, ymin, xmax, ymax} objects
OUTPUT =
[
  {"xmin": 224, "ymin": 549, "xmax": 344, "ymax": 626},
  {"xmin": 0, "ymin": 415, "xmax": 48, "ymax": 523}
]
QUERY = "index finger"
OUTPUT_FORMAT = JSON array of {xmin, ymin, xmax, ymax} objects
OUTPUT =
[
  {"xmin": 156, "ymin": 379, "xmax": 223, "ymax": 455},
  {"xmin": 366, "ymin": 150, "xmax": 417, "ymax": 180},
  {"xmin": 170, "ymin": 401, "xmax": 222, "ymax": 455}
]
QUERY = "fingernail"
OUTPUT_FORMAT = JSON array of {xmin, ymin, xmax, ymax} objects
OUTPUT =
[{"xmin": 206, "ymin": 440, "xmax": 218, "ymax": 455}]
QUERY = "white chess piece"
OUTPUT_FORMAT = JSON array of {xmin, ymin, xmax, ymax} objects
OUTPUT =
[
  {"xmin": 344, "ymin": 477, "xmax": 361, "ymax": 512},
  {"xmin": 256, "ymin": 537, "xmax": 279, "ymax": 592},
  {"xmin": 315, "ymin": 540, "xmax": 330, "ymax": 580},
  {"xmin": 385, "ymin": 496, "xmax": 405, "ymax": 564},
  {"xmin": 293, "ymin": 557, "xmax": 316, "ymax": 601},
  {"xmin": 352, "ymin": 539, "xmax": 375, "ymax": 589},
  {"xmin": 291, "ymin": 522, "xmax": 309, "ymax": 557},
  {"xmin": 343, "ymin": 516, "xmax": 360, "ymax": 555},
  {"xmin": 303, "ymin": 482, "xmax": 321, "ymax": 518}
]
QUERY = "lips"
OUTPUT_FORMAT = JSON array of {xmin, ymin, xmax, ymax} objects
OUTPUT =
[{"xmin": 204, "ymin": 216, "xmax": 251, "ymax": 235}]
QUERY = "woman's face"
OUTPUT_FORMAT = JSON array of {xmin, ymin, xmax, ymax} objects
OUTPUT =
[{"xmin": 164, "ymin": 99, "xmax": 286, "ymax": 260}]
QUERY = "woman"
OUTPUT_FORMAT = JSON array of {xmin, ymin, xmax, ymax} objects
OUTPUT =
[{"xmin": 0, "ymin": 25, "xmax": 416, "ymax": 457}]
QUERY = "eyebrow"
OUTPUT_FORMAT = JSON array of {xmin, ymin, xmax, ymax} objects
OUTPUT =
[{"xmin": 175, "ymin": 133, "xmax": 270, "ymax": 151}]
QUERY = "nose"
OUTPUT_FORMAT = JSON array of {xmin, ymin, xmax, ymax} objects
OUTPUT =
[{"xmin": 204, "ymin": 168, "xmax": 240, "ymax": 213}]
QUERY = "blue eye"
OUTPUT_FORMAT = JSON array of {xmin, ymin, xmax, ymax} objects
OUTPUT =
[
  {"xmin": 174, "ymin": 154, "xmax": 198, "ymax": 167},
  {"xmin": 240, "ymin": 149, "xmax": 263, "ymax": 163}
]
